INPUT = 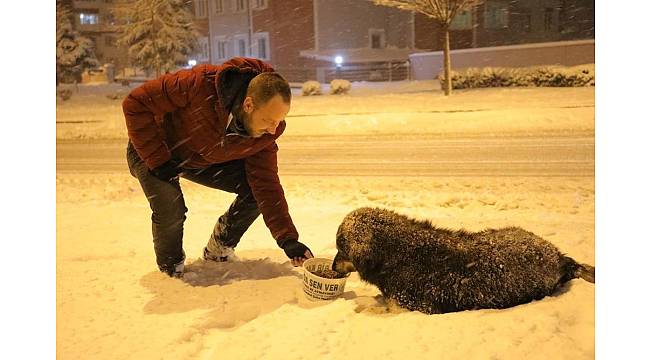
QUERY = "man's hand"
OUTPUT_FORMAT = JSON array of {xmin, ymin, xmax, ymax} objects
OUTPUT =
[
  {"xmin": 280, "ymin": 239, "xmax": 314, "ymax": 267},
  {"xmin": 150, "ymin": 159, "xmax": 182, "ymax": 182}
]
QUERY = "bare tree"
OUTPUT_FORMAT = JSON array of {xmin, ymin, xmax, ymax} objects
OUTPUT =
[{"xmin": 372, "ymin": 0, "xmax": 482, "ymax": 96}]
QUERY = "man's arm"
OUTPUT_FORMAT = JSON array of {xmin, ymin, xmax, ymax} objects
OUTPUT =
[
  {"xmin": 244, "ymin": 141, "xmax": 299, "ymax": 243},
  {"xmin": 122, "ymin": 69, "xmax": 200, "ymax": 169}
]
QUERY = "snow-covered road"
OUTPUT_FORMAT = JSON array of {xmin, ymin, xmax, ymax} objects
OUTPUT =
[{"xmin": 57, "ymin": 132, "xmax": 593, "ymax": 176}]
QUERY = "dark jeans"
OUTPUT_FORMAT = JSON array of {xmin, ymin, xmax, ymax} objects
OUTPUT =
[{"xmin": 126, "ymin": 141, "xmax": 261, "ymax": 272}]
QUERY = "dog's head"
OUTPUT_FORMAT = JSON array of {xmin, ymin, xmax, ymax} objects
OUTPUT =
[{"xmin": 332, "ymin": 208, "xmax": 381, "ymax": 275}]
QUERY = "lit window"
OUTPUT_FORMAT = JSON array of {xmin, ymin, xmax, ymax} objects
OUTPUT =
[{"xmin": 79, "ymin": 13, "xmax": 99, "ymax": 25}]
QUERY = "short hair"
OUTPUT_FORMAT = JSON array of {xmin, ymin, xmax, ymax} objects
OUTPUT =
[{"xmin": 247, "ymin": 72, "xmax": 291, "ymax": 105}]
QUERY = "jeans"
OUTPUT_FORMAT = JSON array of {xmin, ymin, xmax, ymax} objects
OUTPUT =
[{"xmin": 126, "ymin": 141, "xmax": 261, "ymax": 272}]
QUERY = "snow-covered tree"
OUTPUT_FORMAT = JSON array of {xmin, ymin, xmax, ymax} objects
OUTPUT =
[
  {"xmin": 117, "ymin": 0, "xmax": 199, "ymax": 78},
  {"xmin": 372, "ymin": 0, "xmax": 482, "ymax": 96},
  {"xmin": 56, "ymin": 2, "xmax": 100, "ymax": 84}
]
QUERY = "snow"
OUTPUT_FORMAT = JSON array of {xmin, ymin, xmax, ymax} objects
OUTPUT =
[{"xmin": 57, "ymin": 81, "xmax": 594, "ymax": 359}]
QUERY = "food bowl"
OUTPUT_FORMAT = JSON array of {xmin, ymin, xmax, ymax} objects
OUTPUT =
[{"xmin": 302, "ymin": 257, "xmax": 348, "ymax": 301}]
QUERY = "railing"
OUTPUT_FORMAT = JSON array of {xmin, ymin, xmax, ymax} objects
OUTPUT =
[{"xmin": 276, "ymin": 61, "xmax": 411, "ymax": 83}]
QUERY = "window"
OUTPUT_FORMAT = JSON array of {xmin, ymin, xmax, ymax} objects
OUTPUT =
[
  {"xmin": 485, "ymin": 1, "xmax": 509, "ymax": 29},
  {"xmin": 195, "ymin": 0, "xmax": 208, "ymax": 18},
  {"xmin": 198, "ymin": 37, "xmax": 209, "ymax": 61},
  {"xmin": 234, "ymin": 34, "xmax": 248, "ymax": 56},
  {"xmin": 215, "ymin": 37, "xmax": 228, "ymax": 60},
  {"xmin": 214, "ymin": 0, "xmax": 224, "ymax": 14},
  {"xmin": 234, "ymin": 0, "xmax": 247, "ymax": 13},
  {"xmin": 450, "ymin": 10, "xmax": 472, "ymax": 30},
  {"xmin": 369, "ymin": 29, "xmax": 385, "ymax": 49},
  {"xmin": 252, "ymin": 32, "xmax": 270, "ymax": 60},
  {"xmin": 252, "ymin": 0, "xmax": 267, "ymax": 10},
  {"xmin": 79, "ymin": 13, "xmax": 98, "ymax": 25},
  {"xmin": 544, "ymin": 7, "xmax": 554, "ymax": 31}
]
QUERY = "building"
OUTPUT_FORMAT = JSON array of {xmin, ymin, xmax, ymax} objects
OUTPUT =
[
  {"xmin": 200, "ymin": 0, "xmax": 593, "ymax": 83},
  {"xmin": 414, "ymin": 0, "xmax": 595, "ymax": 51},
  {"xmin": 202, "ymin": 0, "xmax": 421, "ymax": 82},
  {"xmin": 68, "ymin": 0, "xmax": 128, "ymax": 69}
]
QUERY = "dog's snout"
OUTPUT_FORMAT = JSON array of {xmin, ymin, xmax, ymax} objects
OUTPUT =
[{"xmin": 333, "ymin": 251, "xmax": 356, "ymax": 274}]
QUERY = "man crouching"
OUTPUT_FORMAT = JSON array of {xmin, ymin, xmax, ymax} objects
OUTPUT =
[{"xmin": 123, "ymin": 57, "xmax": 313, "ymax": 277}]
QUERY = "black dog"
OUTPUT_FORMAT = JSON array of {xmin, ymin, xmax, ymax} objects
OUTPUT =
[{"xmin": 333, "ymin": 207, "xmax": 595, "ymax": 314}]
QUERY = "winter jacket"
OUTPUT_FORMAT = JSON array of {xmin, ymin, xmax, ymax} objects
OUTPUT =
[{"xmin": 122, "ymin": 57, "xmax": 298, "ymax": 243}]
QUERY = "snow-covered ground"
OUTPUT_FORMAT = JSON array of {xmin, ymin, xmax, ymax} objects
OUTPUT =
[{"xmin": 56, "ymin": 81, "xmax": 594, "ymax": 359}]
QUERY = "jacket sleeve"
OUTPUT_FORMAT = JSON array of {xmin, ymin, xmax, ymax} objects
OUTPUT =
[
  {"xmin": 122, "ymin": 69, "xmax": 201, "ymax": 169},
  {"xmin": 244, "ymin": 141, "xmax": 299, "ymax": 244}
]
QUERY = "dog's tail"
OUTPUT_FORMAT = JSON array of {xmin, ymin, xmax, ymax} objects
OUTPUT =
[{"xmin": 561, "ymin": 256, "xmax": 595, "ymax": 284}]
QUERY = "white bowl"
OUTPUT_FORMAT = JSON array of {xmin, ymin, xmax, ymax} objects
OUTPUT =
[{"xmin": 302, "ymin": 257, "xmax": 348, "ymax": 301}]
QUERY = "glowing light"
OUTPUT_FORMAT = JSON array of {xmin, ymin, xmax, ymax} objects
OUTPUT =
[
  {"xmin": 188, "ymin": 59, "xmax": 197, "ymax": 66},
  {"xmin": 335, "ymin": 56, "xmax": 343, "ymax": 65}
]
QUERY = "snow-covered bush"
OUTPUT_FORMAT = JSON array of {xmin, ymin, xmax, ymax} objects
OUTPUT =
[
  {"xmin": 439, "ymin": 64, "xmax": 595, "ymax": 89},
  {"xmin": 329, "ymin": 79, "xmax": 351, "ymax": 95},
  {"xmin": 106, "ymin": 89, "xmax": 126, "ymax": 100},
  {"xmin": 302, "ymin": 80, "xmax": 322, "ymax": 96}
]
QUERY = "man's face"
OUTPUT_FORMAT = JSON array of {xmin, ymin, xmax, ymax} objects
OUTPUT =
[{"xmin": 240, "ymin": 94, "xmax": 290, "ymax": 138}]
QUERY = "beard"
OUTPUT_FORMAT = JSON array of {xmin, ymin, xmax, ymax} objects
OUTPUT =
[{"xmin": 232, "ymin": 107, "xmax": 255, "ymax": 137}]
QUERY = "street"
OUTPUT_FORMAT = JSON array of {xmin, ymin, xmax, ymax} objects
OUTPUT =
[{"xmin": 56, "ymin": 132, "xmax": 594, "ymax": 177}]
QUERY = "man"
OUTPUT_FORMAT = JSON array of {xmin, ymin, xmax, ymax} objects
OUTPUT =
[{"xmin": 123, "ymin": 57, "xmax": 313, "ymax": 278}]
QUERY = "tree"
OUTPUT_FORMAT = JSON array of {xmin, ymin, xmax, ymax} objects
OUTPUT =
[
  {"xmin": 56, "ymin": 2, "xmax": 100, "ymax": 84},
  {"xmin": 117, "ymin": 0, "xmax": 199, "ymax": 78},
  {"xmin": 372, "ymin": 0, "xmax": 482, "ymax": 96}
]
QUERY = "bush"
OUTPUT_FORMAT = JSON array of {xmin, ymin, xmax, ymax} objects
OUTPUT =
[
  {"xmin": 329, "ymin": 79, "xmax": 351, "ymax": 95},
  {"xmin": 439, "ymin": 64, "xmax": 595, "ymax": 90},
  {"xmin": 302, "ymin": 80, "xmax": 322, "ymax": 96},
  {"xmin": 106, "ymin": 90, "xmax": 126, "ymax": 100}
]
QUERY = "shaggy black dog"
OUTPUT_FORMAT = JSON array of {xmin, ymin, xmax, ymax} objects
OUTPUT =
[{"xmin": 333, "ymin": 207, "xmax": 595, "ymax": 314}]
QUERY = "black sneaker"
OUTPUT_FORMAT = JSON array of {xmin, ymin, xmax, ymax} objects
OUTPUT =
[{"xmin": 160, "ymin": 261, "xmax": 184, "ymax": 278}]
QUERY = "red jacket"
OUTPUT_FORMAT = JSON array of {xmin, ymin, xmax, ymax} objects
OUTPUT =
[{"xmin": 122, "ymin": 57, "xmax": 298, "ymax": 243}]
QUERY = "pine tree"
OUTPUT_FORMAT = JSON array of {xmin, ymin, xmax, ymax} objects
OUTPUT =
[
  {"xmin": 117, "ymin": 0, "xmax": 199, "ymax": 78},
  {"xmin": 372, "ymin": 0, "xmax": 483, "ymax": 96},
  {"xmin": 56, "ymin": 2, "xmax": 100, "ymax": 84}
]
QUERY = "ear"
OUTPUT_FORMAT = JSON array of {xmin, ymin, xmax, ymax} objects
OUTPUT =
[{"xmin": 243, "ymin": 96, "xmax": 254, "ymax": 113}]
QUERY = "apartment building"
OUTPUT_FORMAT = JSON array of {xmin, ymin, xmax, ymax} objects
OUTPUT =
[
  {"xmin": 414, "ymin": 0, "xmax": 595, "ymax": 51},
  {"xmin": 201, "ymin": 0, "xmax": 418, "ymax": 82},
  {"xmin": 68, "ymin": 0, "xmax": 128, "ymax": 69}
]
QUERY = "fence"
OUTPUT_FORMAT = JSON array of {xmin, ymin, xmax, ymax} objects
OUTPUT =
[
  {"xmin": 277, "ymin": 61, "xmax": 411, "ymax": 83},
  {"xmin": 409, "ymin": 39, "xmax": 595, "ymax": 80}
]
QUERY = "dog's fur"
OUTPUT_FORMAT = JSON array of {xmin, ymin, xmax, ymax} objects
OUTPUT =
[{"xmin": 333, "ymin": 207, "xmax": 595, "ymax": 314}]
